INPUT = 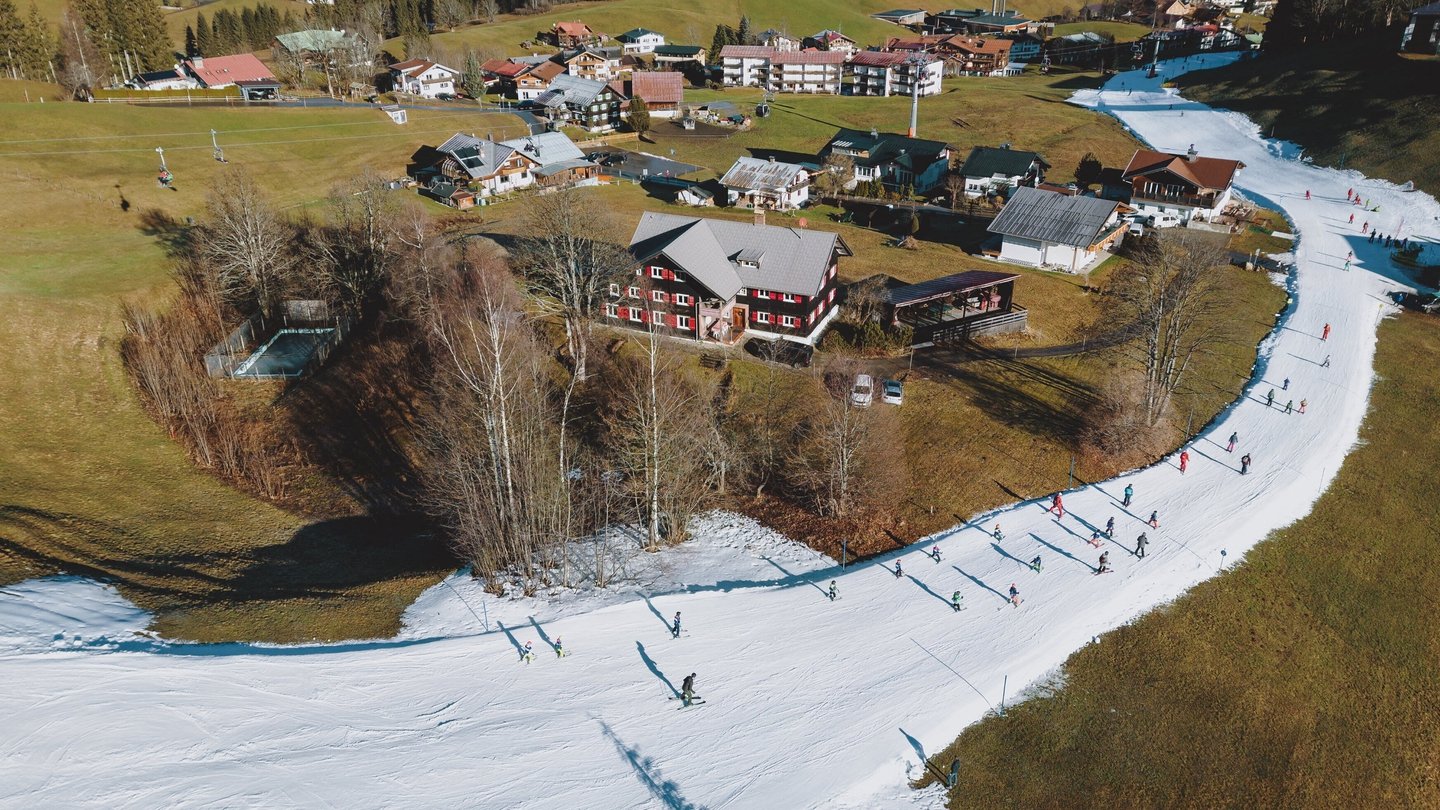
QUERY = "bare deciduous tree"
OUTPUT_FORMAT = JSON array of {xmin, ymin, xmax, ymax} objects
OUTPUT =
[
  {"xmin": 309, "ymin": 173, "xmax": 404, "ymax": 315},
  {"xmin": 792, "ymin": 360, "xmax": 876, "ymax": 517},
  {"xmin": 811, "ymin": 152, "xmax": 854, "ymax": 203},
  {"xmin": 944, "ymin": 171, "xmax": 967, "ymax": 210},
  {"xmin": 1110, "ymin": 231, "xmax": 1235, "ymax": 427},
  {"xmin": 511, "ymin": 189, "xmax": 633, "ymax": 380},
  {"xmin": 198, "ymin": 170, "xmax": 295, "ymax": 313}
]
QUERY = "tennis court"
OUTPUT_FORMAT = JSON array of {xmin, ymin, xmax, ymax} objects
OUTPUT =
[{"xmin": 232, "ymin": 328, "xmax": 337, "ymax": 379}]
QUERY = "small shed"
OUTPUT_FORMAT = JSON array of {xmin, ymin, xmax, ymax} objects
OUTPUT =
[{"xmin": 882, "ymin": 270, "xmax": 1027, "ymax": 344}]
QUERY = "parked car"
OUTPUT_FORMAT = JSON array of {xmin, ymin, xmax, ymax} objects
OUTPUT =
[
  {"xmin": 435, "ymin": 92, "xmax": 455, "ymax": 101},
  {"xmin": 850, "ymin": 373, "xmax": 874, "ymax": 408},
  {"xmin": 744, "ymin": 337, "xmax": 813, "ymax": 367},
  {"xmin": 1146, "ymin": 212, "xmax": 1182, "ymax": 228},
  {"xmin": 882, "ymin": 379, "xmax": 903, "ymax": 405},
  {"xmin": 1393, "ymin": 291, "xmax": 1440, "ymax": 313},
  {"xmin": 1126, "ymin": 220, "xmax": 1145, "ymax": 237}
]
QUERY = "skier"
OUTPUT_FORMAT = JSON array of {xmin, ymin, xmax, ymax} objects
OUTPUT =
[
  {"xmin": 993, "ymin": 524, "xmax": 1004, "ymax": 542},
  {"xmin": 1122, "ymin": 483, "xmax": 1134, "ymax": 507},
  {"xmin": 1362, "ymin": 220, "xmax": 1368, "ymax": 232},
  {"xmin": 1344, "ymin": 257, "xmax": 1351, "ymax": 271},
  {"xmin": 1051, "ymin": 492, "xmax": 1065, "ymax": 518},
  {"xmin": 1095, "ymin": 551, "xmax": 1111, "ymax": 575},
  {"xmin": 1179, "ymin": 450, "xmax": 1189, "ymax": 474},
  {"xmin": 1322, "ymin": 322, "xmax": 1331, "ymax": 341},
  {"xmin": 1105, "ymin": 516, "xmax": 1115, "ymax": 538},
  {"xmin": 522, "ymin": 641, "xmax": 535, "ymax": 664},
  {"xmin": 555, "ymin": 637, "xmax": 567, "ymax": 658},
  {"xmin": 1299, "ymin": 399, "xmax": 1308, "ymax": 414},
  {"xmin": 1369, "ymin": 230, "xmax": 1376, "ymax": 243},
  {"xmin": 1283, "ymin": 377, "xmax": 1290, "ymax": 391},
  {"xmin": 671, "ymin": 612, "xmax": 682, "ymax": 638},
  {"xmin": 1304, "ymin": 189, "xmax": 1310, "ymax": 200},
  {"xmin": 1029, "ymin": 555, "xmax": 1043, "ymax": 572},
  {"xmin": 1240, "ymin": 453, "xmax": 1252, "ymax": 475},
  {"xmin": 1008, "ymin": 583, "xmax": 1022, "ymax": 608},
  {"xmin": 1227, "ymin": 431, "xmax": 1238, "ymax": 452},
  {"xmin": 1089, "ymin": 530, "xmax": 1103, "ymax": 548},
  {"xmin": 1322, "ymin": 354, "xmax": 1331, "ymax": 368},
  {"xmin": 1284, "ymin": 399, "xmax": 1294, "ymax": 414},
  {"xmin": 1347, "ymin": 187, "xmax": 1353, "ymax": 199},
  {"xmin": 1349, "ymin": 212, "xmax": 1354, "ymax": 224},
  {"xmin": 893, "ymin": 560, "xmax": 904, "ymax": 579},
  {"xmin": 681, "ymin": 673, "xmax": 698, "ymax": 706},
  {"xmin": 829, "ymin": 580, "xmax": 838, "ymax": 602},
  {"xmin": 951, "ymin": 590, "xmax": 964, "ymax": 612},
  {"xmin": 930, "ymin": 545, "xmax": 942, "ymax": 563},
  {"xmin": 1266, "ymin": 389, "xmax": 1275, "ymax": 408},
  {"xmin": 1148, "ymin": 510, "xmax": 1159, "ymax": 529},
  {"xmin": 1135, "ymin": 532, "xmax": 1149, "ymax": 558}
]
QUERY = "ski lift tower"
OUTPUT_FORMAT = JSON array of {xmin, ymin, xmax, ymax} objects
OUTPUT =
[{"xmin": 903, "ymin": 52, "xmax": 931, "ymax": 138}]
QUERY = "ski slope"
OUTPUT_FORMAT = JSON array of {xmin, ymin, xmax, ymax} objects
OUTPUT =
[{"xmin": 3, "ymin": 54, "xmax": 1437, "ymax": 809}]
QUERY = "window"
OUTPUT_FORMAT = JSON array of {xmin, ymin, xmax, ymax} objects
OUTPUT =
[
  {"xmin": 780, "ymin": 315, "xmax": 798, "ymax": 328},
  {"xmin": 781, "ymin": 293, "xmax": 798, "ymax": 303},
  {"xmin": 673, "ymin": 293, "xmax": 692, "ymax": 306},
  {"xmin": 628, "ymin": 286, "xmax": 641, "ymax": 298},
  {"xmin": 651, "ymin": 310, "xmax": 665, "ymax": 325},
  {"xmin": 629, "ymin": 307, "xmax": 644, "ymax": 322},
  {"xmin": 650, "ymin": 266, "xmax": 665, "ymax": 279},
  {"xmin": 752, "ymin": 289, "xmax": 770, "ymax": 300},
  {"xmin": 738, "ymin": 287, "xmax": 747, "ymax": 296},
  {"xmin": 651, "ymin": 290, "xmax": 668, "ymax": 303},
  {"xmin": 609, "ymin": 283, "xmax": 621, "ymax": 297},
  {"xmin": 604, "ymin": 304, "xmax": 619, "ymax": 318},
  {"xmin": 677, "ymin": 315, "xmax": 693, "ymax": 330},
  {"xmin": 753, "ymin": 311, "xmax": 772, "ymax": 324}
]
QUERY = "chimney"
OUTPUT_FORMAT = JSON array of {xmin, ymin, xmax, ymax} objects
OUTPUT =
[
  {"xmin": 191, "ymin": 55, "xmax": 204, "ymax": 68},
  {"xmin": 1186, "ymin": 143, "xmax": 1198, "ymax": 162},
  {"xmin": 768, "ymin": 155, "xmax": 776, "ymax": 162},
  {"xmin": 754, "ymin": 208, "xmax": 767, "ymax": 227}
]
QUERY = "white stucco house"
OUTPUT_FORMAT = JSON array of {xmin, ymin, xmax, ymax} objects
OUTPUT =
[
  {"xmin": 987, "ymin": 186, "xmax": 1126, "ymax": 274},
  {"xmin": 388, "ymin": 58, "xmax": 461, "ymax": 98}
]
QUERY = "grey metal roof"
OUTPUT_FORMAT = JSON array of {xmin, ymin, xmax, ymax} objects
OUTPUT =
[
  {"xmin": 959, "ymin": 145, "xmax": 1049, "ymax": 179},
  {"xmin": 883, "ymin": 270, "xmax": 1019, "ymax": 307},
  {"xmin": 534, "ymin": 74, "xmax": 609, "ymax": 108},
  {"xmin": 987, "ymin": 186, "xmax": 1120, "ymax": 248},
  {"xmin": 435, "ymin": 133, "xmax": 519, "ymax": 179},
  {"xmin": 628, "ymin": 212, "xmax": 850, "ymax": 299},
  {"xmin": 532, "ymin": 158, "xmax": 596, "ymax": 176},
  {"xmin": 719, "ymin": 157, "xmax": 809, "ymax": 192},
  {"xmin": 500, "ymin": 131, "xmax": 585, "ymax": 168}
]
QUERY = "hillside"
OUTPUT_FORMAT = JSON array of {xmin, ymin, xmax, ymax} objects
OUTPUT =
[{"xmin": 1175, "ymin": 36, "xmax": 1440, "ymax": 194}]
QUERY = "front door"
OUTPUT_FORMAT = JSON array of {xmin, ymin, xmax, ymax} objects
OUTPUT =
[{"xmin": 731, "ymin": 307, "xmax": 746, "ymax": 333}]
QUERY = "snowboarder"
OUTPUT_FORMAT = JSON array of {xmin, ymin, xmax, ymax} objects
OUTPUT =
[
  {"xmin": 1105, "ymin": 516, "xmax": 1115, "ymax": 538},
  {"xmin": 1299, "ymin": 399, "xmax": 1308, "ymax": 414},
  {"xmin": 1322, "ymin": 354, "xmax": 1331, "ymax": 368},
  {"xmin": 829, "ymin": 580, "xmax": 838, "ymax": 602},
  {"xmin": 1284, "ymin": 399, "xmax": 1294, "ymax": 414},
  {"xmin": 1135, "ymin": 532, "xmax": 1149, "ymax": 558},
  {"xmin": 1322, "ymin": 322, "xmax": 1331, "ymax": 341},
  {"xmin": 1051, "ymin": 492, "xmax": 1064, "ymax": 518},
  {"xmin": 1179, "ymin": 450, "xmax": 1190, "ymax": 474},
  {"xmin": 893, "ymin": 560, "xmax": 904, "ymax": 579},
  {"xmin": 1029, "ymin": 555, "xmax": 1043, "ymax": 572},
  {"xmin": 555, "ymin": 637, "xmax": 567, "ymax": 658},
  {"xmin": 1122, "ymin": 484, "xmax": 1133, "ymax": 507},
  {"xmin": 522, "ymin": 641, "xmax": 535, "ymax": 664},
  {"xmin": 930, "ymin": 545, "xmax": 942, "ymax": 563},
  {"xmin": 1283, "ymin": 377, "xmax": 1290, "ymax": 391},
  {"xmin": 671, "ymin": 612, "xmax": 682, "ymax": 638},
  {"xmin": 1148, "ymin": 510, "xmax": 1160, "ymax": 529},
  {"xmin": 1096, "ymin": 551, "xmax": 1111, "ymax": 575},
  {"xmin": 951, "ymin": 591, "xmax": 964, "ymax": 612},
  {"xmin": 1266, "ymin": 389, "xmax": 1275, "ymax": 408},
  {"xmin": 993, "ymin": 524, "xmax": 1004, "ymax": 542},
  {"xmin": 1240, "ymin": 454, "xmax": 1252, "ymax": 475},
  {"xmin": 1008, "ymin": 583, "xmax": 1022, "ymax": 608},
  {"xmin": 681, "ymin": 673, "xmax": 698, "ymax": 706},
  {"xmin": 1227, "ymin": 432, "xmax": 1238, "ymax": 453}
]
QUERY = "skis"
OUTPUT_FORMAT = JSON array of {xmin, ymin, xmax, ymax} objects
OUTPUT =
[{"xmin": 677, "ymin": 700, "xmax": 707, "ymax": 709}]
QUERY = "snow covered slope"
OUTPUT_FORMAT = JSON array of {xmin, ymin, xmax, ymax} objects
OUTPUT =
[{"xmin": 2, "ymin": 54, "xmax": 1436, "ymax": 809}]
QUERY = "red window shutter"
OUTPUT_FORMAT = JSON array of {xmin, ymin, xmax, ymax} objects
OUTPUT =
[
  {"xmin": 664, "ymin": 269, "xmax": 675, "ymax": 280},
  {"xmin": 666, "ymin": 314, "xmax": 677, "ymax": 328}
]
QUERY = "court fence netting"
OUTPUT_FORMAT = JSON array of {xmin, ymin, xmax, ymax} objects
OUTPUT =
[{"xmin": 203, "ymin": 300, "xmax": 353, "ymax": 380}]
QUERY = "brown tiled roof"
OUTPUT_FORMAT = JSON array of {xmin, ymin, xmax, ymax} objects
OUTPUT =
[
  {"xmin": 630, "ymin": 71, "xmax": 683, "ymax": 105},
  {"xmin": 1122, "ymin": 148, "xmax": 1244, "ymax": 190},
  {"xmin": 526, "ymin": 61, "xmax": 566, "ymax": 81},
  {"xmin": 482, "ymin": 59, "xmax": 528, "ymax": 78},
  {"xmin": 771, "ymin": 50, "xmax": 847, "ymax": 64},
  {"xmin": 553, "ymin": 21, "xmax": 593, "ymax": 36},
  {"xmin": 850, "ymin": 50, "xmax": 910, "ymax": 66},
  {"xmin": 719, "ymin": 44, "xmax": 776, "ymax": 59},
  {"xmin": 941, "ymin": 35, "xmax": 1013, "ymax": 55}
]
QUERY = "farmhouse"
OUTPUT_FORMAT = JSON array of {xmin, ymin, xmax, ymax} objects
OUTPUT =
[
  {"xmin": 957, "ymin": 145, "xmax": 1049, "ymax": 196},
  {"xmin": 500, "ymin": 131, "xmax": 601, "ymax": 188},
  {"xmin": 822, "ymin": 128, "xmax": 954, "ymax": 193},
  {"xmin": 616, "ymin": 28, "xmax": 666, "ymax": 54},
  {"xmin": 720, "ymin": 156, "xmax": 811, "ymax": 210},
  {"xmin": 534, "ymin": 74, "xmax": 626, "ymax": 132},
  {"xmin": 804, "ymin": 29, "xmax": 860, "ymax": 55},
  {"xmin": 515, "ymin": 60, "xmax": 565, "ymax": 101},
  {"xmin": 126, "ymin": 67, "xmax": 195, "ymax": 90},
  {"xmin": 551, "ymin": 20, "xmax": 602, "ymax": 48},
  {"xmin": 183, "ymin": 54, "xmax": 279, "ymax": 98},
  {"xmin": 847, "ymin": 50, "xmax": 944, "ymax": 97},
  {"xmin": 614, "ymin": 212, "xmax": 852, "ymax": 345},
  {"xmin": 935, "ymin": 35, "xmax": 1014, "ymax": 75},
  {"xmin": 388, "ymin": 57, "xmax": 460, "ymax": 98},
  {"xmin": 1121, "ymin": 146, "xmax": 1245, "ymax": 224},
  {"xmin": 409, "ymin": 133, "xmax": 539, "ymax": 199},
  {"xmin": 620, "ymin": 71, "xmax": 684, "ymax": 117},
  {"xmin": 874, "ymin": 8, "xmax": 928, "ymax": 26},
  {"xmin": 987, "ymin": 186, "xmax": 1124, "ymax": 273}
]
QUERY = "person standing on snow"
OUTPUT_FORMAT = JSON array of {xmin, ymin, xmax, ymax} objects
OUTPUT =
[
  {"xmin": 1030, "ymin": 555, "xmax": 1043, "ymax": 572},
  {"xmin": 1105, "ymin": 516, "xmax": 1115, "ymax": 538},
  {"xmin": 930, "ymin": 545, "xmax": 942, "ymax": 563},
  {"xmin": 1266, "ymin": 389, "xmax": 1276, "ymax": 408},
  {"xmin": 1089, "ymin": 530, "xmax": 1104, "ymax": 548},
  {"xmin": 829, "ymin": 580, "xmax": 838, "ymax": 602},
  {"xmin": 1283, "ymin": 377, "xmax": 1290, "ymax": 391},
  {"xmin": 951, "ymin": 591, "xmax": 964, "ymax": 612},
  {"xmin": 1241, "ymin": 454, "xmax": 1252, "ymax": 475},
  {"xmin": 1051, "ymin": 492, "xmax": 1065, "ymax": 518},
  {"xmin": 1179, "ymin": 450, "xmax": 1190, "ymax": 474},
  {"xmin": 671, "ymin": 612, "xmax": 683, "ymax": 638},
  {"xmin": 681, "ymin": 673, "xmax": 698, "ymax": 706},
  {"xmin": 1008, "ymin": 583, "xmax": 1022, "ymax": 608},
  {"xmin": 1148, "ymin": 510, "xmax": 1160, "ymax": 529},
  {"xmin": 1285, "ymin": 400, "xmax": 1294, "ymax": 414},
  {"xmin": 554, "ymin": 637, "xmax": 567, "ymax": 658},
  {"xmin": 993, "ymin": 524, "xmax": 1004, "ymax": 542},
  {"xmin": 1300, "ymin": 399, "xmax": 1308, "ymax": 414},
  {"xmin": 1322, "ymin": 355, "xmax": 1331, "ymax": 368},
  {"xmin": 522, "ymin": 641, "xmax": 535, "ymax": 664},
  {"xmin": 1227, "ymin": 432, "xmax": 1238, "ymax": 453},
  {"xmin": 1096, "ymin": 551, "xmax": 1111, "ymax": 575},
  {"xmin": 893, "ymin": 560, "xmax": 904, "ymax": 579},
  {"xmin": 1122, "ymin": 484, "xmax": 1134, "ymax": 507},
  {"xmin": 1322, "ymin": 323, "xmax": 1331, "ymax": 341},
  {"xmin": 1136, "ymin": 533, "xmax": 1149, "ymax": 558}
]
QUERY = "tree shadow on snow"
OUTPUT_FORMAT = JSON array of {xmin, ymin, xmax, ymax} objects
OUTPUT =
[
  {"xmin": 636, "ymin": 641, "xmax": 678, "ymax": 697},
  {"xmin": 597, "ymin": 719, "xmax": 707, "ymax": 810}
]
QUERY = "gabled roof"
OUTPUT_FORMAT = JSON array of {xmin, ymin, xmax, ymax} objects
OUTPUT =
[
  {"xmin": 535, "ymin": 74, "xmax": 614, "ymax": 107},
  {"xmin": 185, "ymin": 54, "xmax": 276, "ymax": 87},
  {"xmin": 772, "ymin": 50, "xmax": 847, "ymax": 64},
  {"xmin": 617, "ymin": 28, "xmax": 663, "ymax": 41},
  {"xmin": 720, "ymin": 44, "xmax": 776, "ymax": 59},
  {"xmin": 432, "ymin": 133, "xmax": 530, "ymax": 179},
  {"xmin": 824, "ymin": 128, "xmax": 952, "ymax": 171},
  {"xmin": 808, "ymin": 29, "xmax": 857, "ymax": 43},
  {"xmin": 654, "ymin": 44, "xmax": 705, "ymax": 57},
  {"xmin": 942, "ymin": 34, "xmax": 1013, "ymax": 55},
  {"xmin": 874, "ymin": 8, "xmax": 927, "ymax": 19},
  {"xmin": 1122, "ymin": 148, "xmax": 1244, "ymax": 190},
  {"xmin": 481, "ymin": 58, "xmax": 529, "ymax": 78},
  {"xmin": 524, "ymin": 61, "xmax": 566, "ymax": 82},
  {"xmin": 629, "ymin": 71, "xmax": 684, "ymax": 105},
  {"xmin": 850, "ymin": 50, "xmax": 913, "ymax": 66},
  {"xmin": 553, "ymin": 21, "xmax": 594, "ymax": 36},
  {"xmin": 499, "ymin": 131, "xmax": 586, "ymax": 168},
  {"xmin": 959, "ymin": 146, "xmax": 1049, "ymax": 179},
  {"xmin": 388, "ymin": 58, "xmax": 459, "ymax": 79},
  {"xmin": 884, "ymin": 270, "xmax": 1019, "ymax": 307},
  {"xmin": 628, "ymin": 212, "xmax": 850, "ymax": 299},
  {"xmin": 273, "ymin": 29, "xmax": 358, "ymax": 53},
  {"xmin": 987, "ymin": 186, "xmax": 1120, "ymax": 248},
  {"xmin": 720, "ymin": 157, "xmax": 809, "ymax": 191}
]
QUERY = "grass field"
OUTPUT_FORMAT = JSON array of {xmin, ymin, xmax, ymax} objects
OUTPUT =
[
  {"xmin": 1052, "ymin": 21, "xmax": 1153, "ymax": 40},
  {"xmin": 919, "ymin": 310, "xmax": 1440, "ymax": 805},
  {"xmin": 1176, "ymin": 35, "xmax": 1440, "ymax": 196},
  {"xmin": 0, "ymin": 102, "xmax": 525, "ymax": 642},
  {"xmin": 0, "ymin": 79, "xmax": 65, "ymax": 103}
]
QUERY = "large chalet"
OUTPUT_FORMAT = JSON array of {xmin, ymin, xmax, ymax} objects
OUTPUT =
[
  {"xmin": 1121, "ymin": 146, "xmax": 1244, "ymax": 224},
  {"xmin": 613, "ymin": 212, "xmax": 852, "ymax": 345}
]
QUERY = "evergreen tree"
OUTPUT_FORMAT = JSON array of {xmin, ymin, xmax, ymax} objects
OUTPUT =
[
  {"xmin": 737, "ymin": 14, "xmax": 751, "ymax": 46},
  {"xmin": 0, "ymin": 0, "xmax": 28, "ymax": 79},
  {"xmin": 121, "ymin": 0, "xmax": 172, "ymax": 71},
  {"xmin": 216, "ymin": 8, "xmax": 243, "ymax": 54},
  {"xmin": 462, "ymin": 49, "xmax": 484, "ymax": 97},
  {"xmin": 626, "ymin": 95, "xmax": 651, "ymax": 139},
  {"xmin": 194, "ymin": 10, "xmax": 210, "ymax": 55},
  {"xmin": 184, "ymin": 23, "xmax": 197, "ymax": 57},
  {"xmin": 709, "ymin": 24, "xmax": 733, "ymax": 64},
  {"xmin": 22, "ymin": 3, "xmax": 57, "ymax": 79}
]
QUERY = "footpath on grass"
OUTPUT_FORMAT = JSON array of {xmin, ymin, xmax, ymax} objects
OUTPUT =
[{"xmin": 1, "ymin": 53, "xmax": 1436, "ymax": 809}]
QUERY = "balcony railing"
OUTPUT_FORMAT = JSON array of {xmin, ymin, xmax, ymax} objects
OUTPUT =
[{"xmin": 1133, "ymin": 189, "xmax": 1219, "ymax": 208}]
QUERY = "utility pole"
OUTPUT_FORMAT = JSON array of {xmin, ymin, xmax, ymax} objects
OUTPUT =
[{"xmin": 904, "ymin": 53, "xmax": 929, "ymax": 138}]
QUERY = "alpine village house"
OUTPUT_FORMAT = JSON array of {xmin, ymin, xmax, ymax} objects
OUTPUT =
[{"xmin": 612, "ymin": 212, "xmax": 852, "ymax": 346}]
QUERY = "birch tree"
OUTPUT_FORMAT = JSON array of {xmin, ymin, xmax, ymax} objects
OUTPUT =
[{"xmin": 198, "ymin": 169, "xmax": 295, "ymax": 313}]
